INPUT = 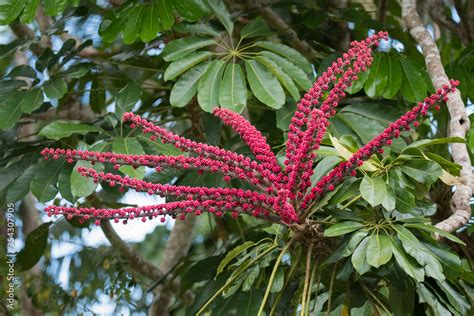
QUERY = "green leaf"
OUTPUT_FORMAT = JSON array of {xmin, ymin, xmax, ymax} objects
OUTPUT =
[
  {"xmin": 342, "ymin": 230, "xmax": 369, "ymax": 257},
  {"xmin": 156, "ymin": 0, "xmax": 174, "ymax": 29},
  {"xmin": 401, "ymin": 159, "xmax": 443, "ymax": 184},
  {"xmin": 400, "ymin": 57, "xmax": 427, "ymax": 103},
  {"xmin": 261, "ymin": 51, "xmax": 312, "ymax": 91},
  {"xmin": 197, "ymin": 59, "xmax": 226, "ymax": 112},
  {"xmin": 276, "ymin": 102, "xmax": 295, "ymax": 131},
  {"xmin": 164, "ymin": 51, "xmax": 212, "ymax": 81},
  {"xmin": 43, "ymin": 79, "xmax": 67, "ymax": 99},
  {"xmin": 366, "ymin": 234, "xmax": 393, "ymax": 268},
  {"xmin": 270, "ymin": 267, "xmax": 284, "ymax": 293},
  {"xmin": 406, "ymin": 136, "xmax": 465, "ymax": 149},
  {"xmin": 216, "ymin": 241, "xmax": 255, "ymax": 277},
  {"xmin": 43, "ymin": 0, "xmax": 67, "ymax": 16},
  {"xmin": 115, "ymin": 82, "xmax": 141, "ymax": 121},
  {"xmin": 20, "ymin": 88, "xmax": 44, "ymax": 114},
  {"xmin": 112, "ymin": 137, "xmax": 146, "ymax": 179},
  {"xmin": 240, "ymin": 17, "xmax": 271, "ymax": 38},
  {"xmin": 0, "ymin": 0, "xmax": 26, "ymax": 25},
  {"xmin": 255, "ymin": 55, "xmax": 300, "ymax": 100},
  {"xmin": 351, "ymin": 237, "xmax": 371, "ymax": 275},
  {"xmin": 346, "ymin": 70, "xmax": 368, "ymax": 94},
  {"xmin": 39, "ymin": 121, "xmax": 102, "ymax": 140},
  {"xmin": 324, "ymin": 221, "xmax": 364, "ymax": 237},
  {"xmin": 364, "ymin": 53, "xmax": 387, "ymax": 97},
  {"xmin": 138, "ymin": 135, "xmax": 183, "ymax": 156},
  {"xmin": 31, "ymin": 159, "xmax": 64, "ymax": 202},
  {"xmin": 0, "ymin": 91, "xmax": 23, "ymax": 130},
  {"xmin": 123, "ymin": 5, "xmax": 143, "ymax": 44},
  {"xmin": 245, "ymin": 59, "xmax": 285, "ymax": 109},
  {"xmin": 395, "ymin": 224, "xmax": 445, "ymax": 281},
  {"xmin": 6, "ymin": 164, "xmax": 39, "ymax": 202},
  {"xmin": 162, "ymin": 37, "xmax": 216, "ymax": 62},
  {"xmin": 436, "ymin": 280, "xmax": 471, "ymax": 314},
  {"xmin": 390, "ymin": 239, "xmax": 424, "ymax": 282},
  {"xmin": 255, "ymin": 41, "xmax": 312, "ymax": 73},
  {"xmin": 219, "ymin": 62, "xmax": 247, "ymax": 113},
  {"xmin": 395, "ymin": 194, "xmax": 416, "ymax": 216},
  {"xmin": 173, "ymin": 0, "xmax": 207, "ymax": 22},
  {"xmin": 71, "ymin": 160, "xmax": 103, "ymax": 198},
  {"xmin": 170, "ymin": 62, "xmax": 210, "ymax": 108},
  {"xmin": 404, "ymin": 223, "xmax": 465, "ymax": 245},
  {"xmin": 7, "ymin": 65, "xmax": 36, "ymax": 78},
  {"xmin": 63, "ymin": 63, "xmax": 91, "ymax": 79},
  {"xmin": 139, "ymin": 2, "xmax": 160, "ymax": 42},
  {"xmin": 20, "ymin": 0, "xmax": 39, "ymax": 23},
  {"xmin": 382, "ymin": 186, "xmax": 396, "ymax": 211},
  {"xmin": 360, "ymin": 175, "xmax": 386, "ymax": 207},
  {"xmin": 351, "ymin": 301, "xmax": 373, "ymax": 316},
  {"xmin": 205, "ymin": 0, "xmax": 233, "ymax": 35},
  {"xmin": 90, "ymin": 80, "xmax": 106, "ymax": 113},
  {"xmin": 416, "ymin": 283, "xmax": 451, "ymax": 315},
  {"xmin": 16, "ymin": 222, "xmax": 52, "ymax": 272},
  {"xmin": 58, "ymin": 165, "xmax": 74, "ymax": 203},
  {"xmin": 101, "ymin": 6, "xmax": 133, "ymax": 43},
  {"xmin": 174, "ymin": 23, "xmax": 220, "ymax": 37},
  {"xmin": 382, "ymin": 54, "xmax": 402, "ymax": 99}
]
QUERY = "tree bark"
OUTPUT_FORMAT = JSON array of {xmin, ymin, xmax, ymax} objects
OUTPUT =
[
  {"xmin": 401, "ymin": 0, "xmax": 472, "ymax": 233},
  {"xmin": 100, "ymin": 220, "xmax": 162, "ymax": 281},
  {"xmin": 148, "ymin": 216, "xmax": 196, "ymax": 316},
  {"xmin": 258, "ymin": 3, "xmax": 324, "ymax": 60}
]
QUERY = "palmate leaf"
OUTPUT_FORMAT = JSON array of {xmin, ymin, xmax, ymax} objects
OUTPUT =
[
  {"xmin": 255, "ymin": 55, "xmax": 300, "ymax": 100},
  {"xmin": 161, "ymin": 37, "xmax": 216, "ymax": 62},
  {"xmin": 164, "ymin": 51, "xmax": 213, "ymax": 81},
  {"xmin": 170, "ymin": 62, "xmax": 210, "ymax": 108},
  {"xmin": 364, "ymin": 53, "xmax": 388, "ymax": 97},
  {"xmin": 366, "ymin": 234, "xmax": 393, "ymax": 268},
  {"xmin": 219, "ymin": 63, "xmax": 247, "ymax": 113},
  {"xmin": 245, "ymin": 59, "xmax": 285, "ymax": 109},
  {"xmin": 205, "ymin": 0, "xmax": 233, "ymax": 35},
  {"xmin": 260, "ymin": 51, "xmax": 312, "ymax": 91},
  {"xmin": 198, "ymin": 59, "xmax": 226, "ymax": 112},
  {"xmin": 255, "ymin": 41, "xmax": 312, "ymax": 73},
  {"xmin": 101, "ymin": 0, "xmax": 208, "ymax": 43}
]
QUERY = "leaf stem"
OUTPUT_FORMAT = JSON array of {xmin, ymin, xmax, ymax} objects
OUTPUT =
[
  {"xmin": 196, "ymin": 243, "xmax": 278, "ymax": 315},
  {"xmin": 257, "ymin": 239, "xmax": 294, "ymax": 316}
]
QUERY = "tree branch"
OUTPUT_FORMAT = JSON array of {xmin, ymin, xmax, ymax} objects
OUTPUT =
[
  {"xmin": 377, "ymin": 0, "xmax": 389, "ymax": 23},
  {"xmin": 401, "ymin": 0, "xmax": 472, "ymax": 233},
  {"xmin": 428, "ymin": 0, "xmax": 469, "ymax": 46},
  {"xmin": 100, "ymin": 220, "xmax": 162, "ymax": 281},
  {"xmin": 148, "ymin": 216, "xmax": 196, "ymax": 316},
  {"xmin": 258, "ymin": 3, "xmax": 324, "ymax": 60}
]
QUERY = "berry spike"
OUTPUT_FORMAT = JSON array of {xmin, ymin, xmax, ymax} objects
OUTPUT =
[
  {"xmin": 45, "ymin": 199, "xmax": 282, "ymax": 225},
  {"xmin": 284, "ymin": 32, "xmax": 388, "ymax": 177},
  {"xmin": 76, "ymin": 166, "xmax": 277, "ymax": 209},
  {"xmin": 213, "ymin": 108, "xmax": 283, "ymax": 179},
  {"xmin": 286, "ymin": 109, "xmax": 328, "ymax": 199},
  {"xmin": 301, "ymin": 81, "xmax": 458, "ymax": 212},
  {"xmin": 40, "ymin": 148, "xmax": 270, "ymax": 189},
  {"xmin": 123, "ymin": 112, "xmax": 282, "ymax": 188}
]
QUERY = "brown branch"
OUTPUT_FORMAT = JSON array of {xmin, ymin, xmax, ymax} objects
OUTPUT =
[
  {"xmin": 401, "ymin": 0, "xmax": 472, "ymax": 233},
  {"xmin": 148, "ymin": 216, "xmax": 196, "ymax": 316},
  {"xmin": 428, "ymin": 0, "xmax": 469, "ymax": 46},
  {"xmin": 19, "ymin": 194, "xmax": 43, "ymax": 316},
  {"xmin": 100, "ymin": 220, "xmax": 163, "ymax": 281},
  {"xmin": 258, "ymin": 3, "xmax": 324, "ymax": 60},
  {"xmin": 377, "ymin": 0, "xmax": 389, "ymax": 23},
  {"xmin": 9, "ymin": 22, "xmax": 44, "ymax": 56}
]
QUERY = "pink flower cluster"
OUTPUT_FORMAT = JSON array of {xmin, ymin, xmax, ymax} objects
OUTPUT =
[{"xmin": 41, "ymin": 31, "xmax": 459, "ymax": 226}]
